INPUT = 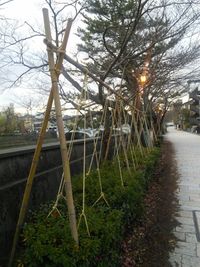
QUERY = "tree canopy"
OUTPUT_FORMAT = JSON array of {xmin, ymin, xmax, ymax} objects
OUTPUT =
[{"xmin": 1, "ymin": 0, "xmax": 200, "ymax": 128}]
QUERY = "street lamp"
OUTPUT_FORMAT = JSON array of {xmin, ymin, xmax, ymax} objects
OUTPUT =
[{"xmin": 140, "ymin": 74, "xmax": 147, "ymax": 85}]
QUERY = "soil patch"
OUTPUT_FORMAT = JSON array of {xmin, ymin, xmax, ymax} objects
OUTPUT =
[{"xmin": 122, "ymin": 140, "xmax": 180, "ymax": 267}]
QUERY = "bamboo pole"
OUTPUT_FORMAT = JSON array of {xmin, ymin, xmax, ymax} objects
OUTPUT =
[
  {"xmin": 8, "ymin": 12, "xmax": 74, "ymax": 267},
  {"xmin": 8, "ymin": 90, "xmax": 54, "ymax": 267},
  {"xmin": 117, "ymin": 96, "xmax": 132, "ymax": 175},
  {"xmin": 42, "ymin": 8, "xmax": 78, "ymax": 244}
]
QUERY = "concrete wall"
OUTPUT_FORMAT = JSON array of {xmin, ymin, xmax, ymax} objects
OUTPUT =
[{"xmin": 0, "ymin": 138, "xmax": 101, "ymax": 264}]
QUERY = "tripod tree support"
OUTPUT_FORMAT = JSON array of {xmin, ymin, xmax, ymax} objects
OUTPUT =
[
  {"xmin": 8, "ymin": 9, "xmax": 77, "ymax": 267},
  {"xmin": 42, "ymin": 8, "xmax": 78, "ymax": 245}
]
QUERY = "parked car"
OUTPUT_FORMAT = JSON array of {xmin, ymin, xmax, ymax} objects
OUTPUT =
[
  {"xmin": 94, "ymin": 126, "xmax": 130, "ymax": 137},
  {"xmin": 166, "ymin": 122, "xmax": 175, "ymax": 127},
  {"xmin": 191, "ymin": 125, "xmax": 200, "ymax": 134},
  {"xmin": 113, "ymin": 127, "xmax": 131, "ymax": 135},
  {"xmin": 84, "ymin": 129, "xmax": 97, "ymax": 137},
  {"xmin": 65, "ymin": 130, "xmax": 92, "ymax": 140}
]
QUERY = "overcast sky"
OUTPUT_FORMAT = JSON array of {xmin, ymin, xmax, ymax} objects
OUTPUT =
[
  {"xmin": 0, "ymin": 0, "xmax": 45, "ymax": 113},
  {"xmin": 0, "ymin": 0, "xmax": 79, "ymax": 114},
  {"xmin": 1, "ymin": 0, "xmax": 200, "ymax": 114}
]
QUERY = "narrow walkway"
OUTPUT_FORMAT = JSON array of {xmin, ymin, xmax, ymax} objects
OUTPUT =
[{"xmin": 166, "ymin": 128, "xmax": 200, "ymax": 267}]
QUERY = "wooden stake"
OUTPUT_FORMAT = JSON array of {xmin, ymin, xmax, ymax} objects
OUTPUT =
[
  {"xmin": 42, "ymin": 8, "xmax": 78, "ymax": 244},
  {"xmin": 8, "ymin": 90, "xmax": 54, "ymax": 267}
]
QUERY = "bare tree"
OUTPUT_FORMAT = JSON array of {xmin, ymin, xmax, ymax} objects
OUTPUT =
[{"xmin": 1, "ymin": 0, "xmax": 200, "ymax": 133}]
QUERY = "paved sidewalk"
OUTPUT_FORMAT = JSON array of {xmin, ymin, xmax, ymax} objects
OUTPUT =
[{"xmin": 165, "ymin": 128, "xmax": 200, "ymax": 267}]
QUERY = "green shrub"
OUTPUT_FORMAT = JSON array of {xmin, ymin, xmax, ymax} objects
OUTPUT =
[
  {"xmin": 18, "ymin": 206, "xmax": 123, "ymax": 267},
  {"xmin": 16, "ymin": 147, "xmax": 160, "ymax": 267}
]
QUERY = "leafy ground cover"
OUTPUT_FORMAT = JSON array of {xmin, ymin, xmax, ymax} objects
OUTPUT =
[{"xmin": 15, "ymin": 146, "xmax": 161, "ymax": 267}]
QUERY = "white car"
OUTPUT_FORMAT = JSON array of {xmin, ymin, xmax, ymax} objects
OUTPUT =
[{"xmin": 65, "ymin": 130, "xmax": 92, "ymax": 140}]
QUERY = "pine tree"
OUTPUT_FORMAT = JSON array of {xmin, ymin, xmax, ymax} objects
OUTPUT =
[
  {"xmin": 76, "ymin": 0, "xmax": 200, "ymax": 136},
  {"xmin": 77, "ymin": 0, "xmax": 193, "ymax": 99}
]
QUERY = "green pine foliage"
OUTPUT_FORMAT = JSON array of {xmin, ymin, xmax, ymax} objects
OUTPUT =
[
  {"xmin": 16, "ymin": 147, "xmax": 160, "ymax": 267},
  {"xmin": 77, "ymin": 0, "xmax": 176, "ymax": 81}
]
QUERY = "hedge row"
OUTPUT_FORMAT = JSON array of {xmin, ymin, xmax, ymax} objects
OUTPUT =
[{"xmin": 16, "ymin": 146, "xmax": 160, "ymax": 267}]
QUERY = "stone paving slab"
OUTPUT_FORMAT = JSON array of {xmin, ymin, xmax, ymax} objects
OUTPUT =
[
  {"xmin": 181, "ymin": 255, "xmax": 200, "ymax": 267},
  {"xmin": 166, "ymin": 129, "xmax": 200, "ymax": 266},
  {"xmin": 197, "ymin": 243, "xmax": 200, "ymax": 257},
  {"xmin": 178, "ymin": 210, "xmax": 193, "ymax": 217},
  {"xmin": 194, "ymin": 211, "xmax": 200, "ymax": 242}
]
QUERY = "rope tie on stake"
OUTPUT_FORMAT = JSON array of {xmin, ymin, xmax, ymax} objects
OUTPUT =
[
  {"xmin": 47, "ymin": 173, "xmax": 66, "ymax": 218},
  {"xmin": 132, "ymin": 97, "xmax": 144, "ymax": 156},
  {"xmin": 120, "ymin": 98, "xmax": 136, "ymax": 171},
  {"xmin": 47, "ymin": 197, "xmax": 63, "ymax": 218},
  {"xmin": 78, "ymin": 72, "xmax": 91, "ymax": 236},
  {"xmin": 49, "ymin": 72, "xmax": 94, "ymax": 222},
  {"xmin": 113, "ymin": 66, "xmax": 136, "ymax": 174},
  {"xmin": 137, "ymin": 109, "xmax": 150, "ymax": 154},
  {"xmin": 114, "ymin": 93, "xmax": 131, "ymax": 176},
  {"xmin": 122, "ymin": 106, "xmax": 136, "ymax": 168},
  {"xmin": 111, "ymin": 108, "xmax": 124, "ymax": 187},
  {"xmin": 143, "ymin": 112, "xmax": 152, "ymax": 150},
  {"xmin": 92, "ymin": 192, "xmax": 109, "ymax": 207},
  {"xmin": 57, "ymin": 48, "xmax": 66, "ymax": 54},
  {"xmin": 83, "ymin": 76, "xmax": 109, "ymax": 207}
]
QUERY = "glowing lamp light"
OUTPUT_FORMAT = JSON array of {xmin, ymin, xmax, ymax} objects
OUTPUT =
[{"xmin": 140, "ymin": 74, "xmax": 147, "ymax": 84}]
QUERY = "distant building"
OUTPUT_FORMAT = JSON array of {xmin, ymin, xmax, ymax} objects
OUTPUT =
[
  {"xmin": 19, "ymin": 114, "xmax": 35, "ymax": 132},
  {"xmin": 18, "ymin": 111, "xmax": 74, "ymax": 133},
  {"xmin": 188, "ymin": 87, "xmax": 200, "ymax": 126},
  {"xmin": 172, "ymin": 87, "xmax": 200, "ymax": 131}
]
